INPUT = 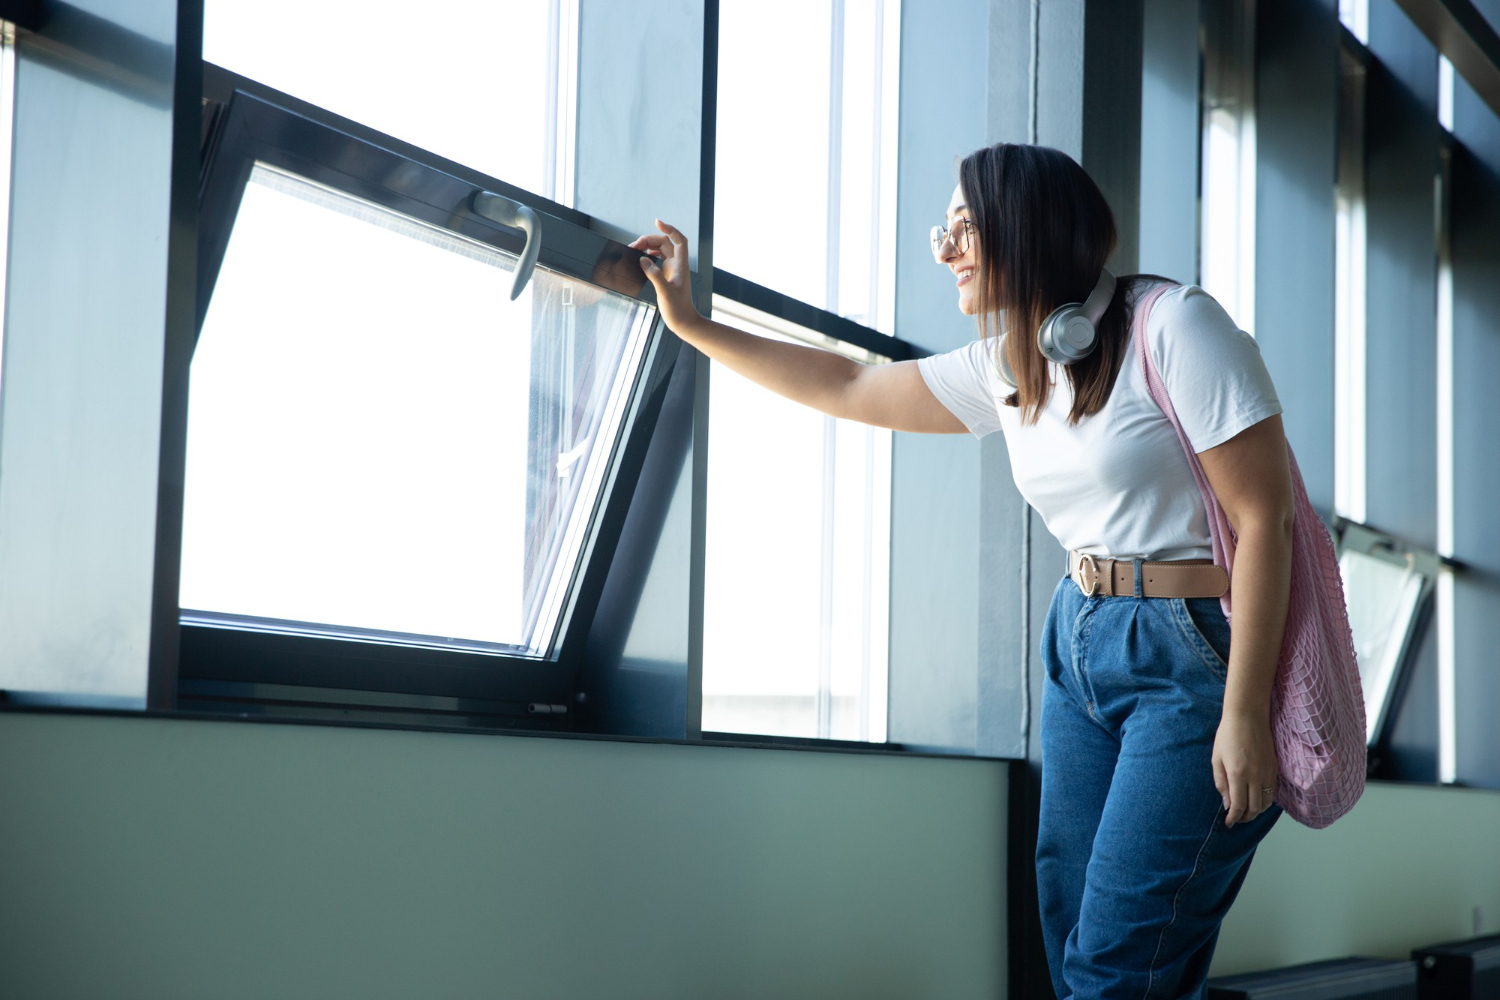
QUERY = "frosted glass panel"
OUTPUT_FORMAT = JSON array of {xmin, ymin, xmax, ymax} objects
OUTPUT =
[{"xmin": 182, "ymin": 165, "xmax": 652, "ymax": 654}]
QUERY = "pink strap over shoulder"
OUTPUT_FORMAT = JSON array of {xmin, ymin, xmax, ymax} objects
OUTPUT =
[{"xmin": 1132, "ymin": 282, "xmax": 1367, "ymax": 830}]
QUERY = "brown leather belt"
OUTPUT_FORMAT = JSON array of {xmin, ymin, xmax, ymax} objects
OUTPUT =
[{"xmin": 1068, "ymin": 550, "xmax": 1229, "ymax": 599}]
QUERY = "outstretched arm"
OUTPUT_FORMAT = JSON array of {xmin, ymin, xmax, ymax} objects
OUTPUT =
[{"xmin": 631, "ymin": 220, "xmax": 967, "ymax": 434}]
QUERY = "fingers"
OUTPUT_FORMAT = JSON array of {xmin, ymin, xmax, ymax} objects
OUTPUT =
[
  {"xmin": 1224, "ymin": 784, "xmax": 1246, "ymax": 828},
  {"xmin": 655, "ymin": 218, "xmax": 687, "ymax": 247},
  {"xmin": 629, "ymin": 234, "xmax": 671, "ymax": 257},
  {"xmin": 1223, "ymin": 776, "xmax": 1276, "ymax": 828},
  {"xmin": 1213, "ymin": 757, "xmax": 1229, "ymax": 811},
  {"xmin": 638, "ymin": 254, "xmax": 663, "ymax": 287},
  {"xmin": 631, "ymin": 221, "xmax": 689, "ymax": 260}
]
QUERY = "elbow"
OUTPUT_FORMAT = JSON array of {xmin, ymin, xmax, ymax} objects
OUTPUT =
[
  {"xmin": 1238, "ymin": 508, "xmax": 1294, "ymax": 546},
  {"xmin": 1272, "ymin": 501, "xmax": 1295, "ymax": 539}
]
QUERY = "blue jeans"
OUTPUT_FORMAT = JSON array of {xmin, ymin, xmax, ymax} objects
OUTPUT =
[{"xmin": 1037, "ymin": 572, "xmax": 1281, "ymax": 1000}]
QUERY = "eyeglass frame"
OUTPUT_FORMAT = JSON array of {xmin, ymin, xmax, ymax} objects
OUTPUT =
[{"xmin": 930, "ymin": 217, "xmax": 975, "ymax": 261}]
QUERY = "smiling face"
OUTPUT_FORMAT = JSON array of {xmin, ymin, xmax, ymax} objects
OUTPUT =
[{"xmin": 939, "ymin": 184, "xmax": 980, "ymax": 316}]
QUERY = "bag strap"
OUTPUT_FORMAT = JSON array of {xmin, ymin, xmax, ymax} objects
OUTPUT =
[{"xmin": 1132, "ymin": 282, "xmax": 1239, "ymax": 622}]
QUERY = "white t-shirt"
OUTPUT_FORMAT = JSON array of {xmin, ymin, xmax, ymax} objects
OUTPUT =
[{"xmin": 917, "ymin": 283, "xmax": 1282, "ymax": 562}]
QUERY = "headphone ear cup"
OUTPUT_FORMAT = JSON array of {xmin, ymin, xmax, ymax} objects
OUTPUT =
[{"xmin": 1037, "ymin": 304, "xmax": 1096, "ymax": 364}]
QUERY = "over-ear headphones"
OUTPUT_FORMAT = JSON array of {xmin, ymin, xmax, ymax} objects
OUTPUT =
[{"xmin": 995, "ymin": 267, "xmax": 1117, "ymax": 388}]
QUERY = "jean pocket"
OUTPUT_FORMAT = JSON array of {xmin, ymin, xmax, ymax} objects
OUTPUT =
[{"xmin": 1169, "ymin": 597, "xmax": 1231, "ymax": 682}]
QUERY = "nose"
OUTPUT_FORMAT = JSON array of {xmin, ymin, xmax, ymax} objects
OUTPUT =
[{"xmin": 937, "ymin": 232, "xmax": 962, "ymax": 266}]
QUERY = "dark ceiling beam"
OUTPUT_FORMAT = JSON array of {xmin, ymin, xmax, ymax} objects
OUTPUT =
[
  {"xmin": 1393, "ymin": 0, "xmax": 1500, "ymax": 121},
  {"xmin": 0, "ymin": 0, "xmax": 44, "ymax": 32}
]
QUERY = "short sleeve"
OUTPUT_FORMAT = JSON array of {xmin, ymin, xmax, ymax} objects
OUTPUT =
[
  {"xmin": 917, "ymin": 338, "xmax": 1004, "ymax": 438},
  {"xmin": 1147, "ymin": 285, "xmax": 1283, "ymax": 453}
]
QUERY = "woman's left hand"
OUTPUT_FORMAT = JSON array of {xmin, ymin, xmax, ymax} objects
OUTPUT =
[{"xmin": 1212, "ymin": 709, "xmax": 1279, "ymax": 827}]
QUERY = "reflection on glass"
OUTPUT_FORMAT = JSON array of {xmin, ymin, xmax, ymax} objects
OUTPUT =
[
  {"xmin": 714, "ymin": 0, "xmax": 899, "ymax": 331},
  {"xmin": 1339, "ymin": 548, "xmax": 1425, "ymax": 745},
  {"xmin": 203, "ymin": 0, "xmax": 574, "ymax": 201},
  {"xmin": 702, "ymin": 296, "xmax": 891, "ymax": 742},
  {"xmin": 182, "ymin": 164, "xmax": 653, "ymax": 654}
]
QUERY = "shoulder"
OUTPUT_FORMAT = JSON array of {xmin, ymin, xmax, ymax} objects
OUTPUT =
[
  {"xmin": 1132, "ymin": 282, "xmax": 1282, "ymax": 451},
  {"xmin": 918, "ymin": 336, "xmax": 1005, "ymax": 392},
  {"xmin": 1139, "ymin": 284, "xmax": 1259, "ymax": 368},
  {"xmin": 915, "ymin": 337, "xmax": 1007, "ymax": 438}
]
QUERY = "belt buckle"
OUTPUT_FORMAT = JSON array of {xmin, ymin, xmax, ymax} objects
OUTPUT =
[{"xmin": 1075, "ymin": 553, "xmax": 1101, "ymax": 597}]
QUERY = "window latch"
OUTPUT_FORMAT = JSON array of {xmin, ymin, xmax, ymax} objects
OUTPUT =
[{"xmin": 471, "ymin": 191, "xmax": 542, "ymax": 301}]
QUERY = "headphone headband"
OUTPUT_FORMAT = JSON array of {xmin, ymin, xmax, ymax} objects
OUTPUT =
[{"xmin": 1080, "ymin": 267, "xmax": 1116, "ymax": 324}]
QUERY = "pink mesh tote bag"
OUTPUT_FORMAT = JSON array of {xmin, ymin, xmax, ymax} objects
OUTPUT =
[{"xmin": 1134, "ymin": 283, "xmax": 1366, "ymax": 829}]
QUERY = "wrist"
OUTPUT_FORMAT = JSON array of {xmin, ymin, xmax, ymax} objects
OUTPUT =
[
  {"xmin": 666, "ymin": 304, "xmax": 707, "ymax": 341},
  {"xmin": 1221, "ymin": 698, "xmax": 1272, "ymax": 726}
]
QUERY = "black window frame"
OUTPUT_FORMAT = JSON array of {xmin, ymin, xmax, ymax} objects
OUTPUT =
[{"xmin": 179, "ymin": 64, "xmax": 693, "ymax": 733}]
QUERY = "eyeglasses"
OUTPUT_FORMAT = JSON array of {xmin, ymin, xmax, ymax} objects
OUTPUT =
[{"xmin": 930, "ymin": 217, "xmax": 974, "ymax": 261}]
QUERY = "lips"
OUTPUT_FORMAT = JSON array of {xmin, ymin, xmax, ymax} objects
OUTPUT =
[{"xmin": 955, "ymin": 268, "xmax": 974, "ymax": 288}]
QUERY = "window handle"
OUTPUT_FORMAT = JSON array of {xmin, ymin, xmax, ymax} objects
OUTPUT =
[{"xmin": 471, "ymin": 191, "xmax": 542, "ymax": 300}]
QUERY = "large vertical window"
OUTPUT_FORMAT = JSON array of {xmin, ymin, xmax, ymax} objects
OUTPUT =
[
  {"xmin": 1334, "ymin": 45, "xmax": 1367, "ymax": 524},
  {"xmin": 701, "ymin": 291, "xmax": 892, "ymax": 742},
  {"xmin": 706, "ymin": 0, "xmax": 903, "ymax": 744},
  {"xmin": 203, "ymin": 0, "xmax": 578, "ymax": 203},
  {"xmin": 713, "ymin": 0, "xmax": 900, "ymax": 331},
  {"xmin": 1199, "ymin": 0, "xmax": 1257, "ymax": 333}
]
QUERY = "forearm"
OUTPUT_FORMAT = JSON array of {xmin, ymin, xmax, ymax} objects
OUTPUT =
[
  {"xmin": 674, "ymin": 315, "xmax": 863, "ymax": 418},
  {"xmin": 1222, "ymin": 516, "xmax": 1293, "ymax": 720}
]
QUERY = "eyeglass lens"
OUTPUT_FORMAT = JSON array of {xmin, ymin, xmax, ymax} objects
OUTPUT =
[{"xmin": 930, "ymin": 219, "xmax": 970, "ymax": 259}]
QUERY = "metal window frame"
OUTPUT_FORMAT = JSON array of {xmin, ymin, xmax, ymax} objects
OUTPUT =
[
  {"xmin": 179, "ymin": 67, "xmax": 688, "ymax": 730},
  {"xmin": 710, "ymin": 269, "xmax": 916, "ymax": 364}
]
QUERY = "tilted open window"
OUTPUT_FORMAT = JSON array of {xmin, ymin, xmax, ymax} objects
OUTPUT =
[
  {"xmin": 180, "ymin": 80, "xmax": 681, "ymax": 725},
  {"xmin": 1335, "ymin": 518, "xmax": 1446, "ymax": 748}
]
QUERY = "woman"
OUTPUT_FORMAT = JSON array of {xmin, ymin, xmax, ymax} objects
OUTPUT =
[{"xmin": 632, "ymin": 142, "xmax": 1290, "ymax": 999}]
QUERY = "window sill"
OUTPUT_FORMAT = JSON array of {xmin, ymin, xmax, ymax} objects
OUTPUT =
[{"xmin": 0, "ymin": 697, "xmax": 1023, "ymax": 762}]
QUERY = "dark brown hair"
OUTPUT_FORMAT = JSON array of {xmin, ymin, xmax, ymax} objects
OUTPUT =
[{"xmin": 958, "ymin": 143, "xmax": 1155, "ymax": 426}]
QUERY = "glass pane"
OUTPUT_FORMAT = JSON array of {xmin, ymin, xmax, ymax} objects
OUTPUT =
[
  {"xmin": 701, "ymin": 297, "xmax": 891, "ymax": 741},
  {"xmin": 1338, "ymin": 0, "xmax": 1368, "ymax": 44},
  {"xmin": 181, "ymin": 164, "xmax": 653, "ymax": 654},
  {"xmin": 1199, "ymin": 0, "xmax": 1256, "ymax": 333},
  {"xmin": 714, "ymin": 0, "xmax": 899, "ymax": 330},
  {"xmin": 1339, "ymin": 548, "xmax": 1425, "ymax": 744},
  {"xmin": 203, "ymin": 0, "xmax": 573, "ymax": 202},
  {"xmin": 0, "ymin": 23, "xmax": 13, "ymax": 395},
  {"xmin": 1334, "ymin": 48, "xmax": 1367, "ymax": 524}
]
